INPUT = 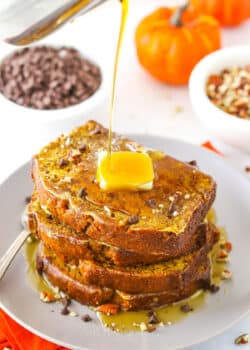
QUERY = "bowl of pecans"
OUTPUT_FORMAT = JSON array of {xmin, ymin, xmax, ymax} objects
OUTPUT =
[
  {"xmin": 189, "ymin": 46, "xmax": 250, "ymax": 153},
  {"xmin": 0, "ymin": 44, "xmax": 108, "ymax": 143}
]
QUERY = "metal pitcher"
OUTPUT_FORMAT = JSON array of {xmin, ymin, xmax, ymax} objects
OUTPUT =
[{"xmin": 0, "ymin": 0, "xmax": 109, "ymax": 45}]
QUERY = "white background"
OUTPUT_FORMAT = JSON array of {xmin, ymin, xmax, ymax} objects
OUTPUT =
[{"xmin": 0, "ymin": 0, "xmax": 250, "ymax": 349}]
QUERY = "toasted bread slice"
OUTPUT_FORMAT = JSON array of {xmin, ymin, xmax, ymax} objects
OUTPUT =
[
  {"xmin": 28, "ymin": 194, "xmax": 217, "ymax": 266},
  {"xmin": 32, "ymin": 120, "xmax": 216, "ymax": 256},
  {"xmin": 78, "ymin": 223, "xmax": 218, "ymax": 294},
  {"xmin": 40, "ymin": 223, "xmax": 218, "ymax": 294},
  {"xmin": 40, "ymin": 249, "xmax": 211, "ymax": 311},
  {"xmin": 39, "ymin": 250, "xmax": 210, "ymax": 310}
]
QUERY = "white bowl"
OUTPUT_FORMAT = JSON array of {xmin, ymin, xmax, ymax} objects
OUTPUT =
[
  {"xmin": 189, "ymin": 46, "xmax": 250, "ymax": 153},
  {"xmin": 0, "ymin": 42, "xmax": 109, "ymax": 147}
]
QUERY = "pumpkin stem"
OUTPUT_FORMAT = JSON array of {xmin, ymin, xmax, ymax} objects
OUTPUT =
[{"xmin": 170, "ymin": 2, "xmax": 189, "ymax": 27}]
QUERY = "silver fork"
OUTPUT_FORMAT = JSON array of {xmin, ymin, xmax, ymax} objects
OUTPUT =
[{"xmin": 0, "ymin": 207, "xmax": 30, "ymax": 281}]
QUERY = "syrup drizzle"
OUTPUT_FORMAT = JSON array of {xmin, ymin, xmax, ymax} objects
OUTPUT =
[{"xmin": 108, "ymin": 0, "xmax": 129, "ymax": 154}]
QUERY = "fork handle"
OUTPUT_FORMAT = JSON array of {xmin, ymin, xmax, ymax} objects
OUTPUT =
[{"xmin": 0, "ymin": 230, "xmax": 30, "ymax": 281}]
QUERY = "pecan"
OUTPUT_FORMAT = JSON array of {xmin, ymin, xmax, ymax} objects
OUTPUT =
[
  {"xmin": 206, "ymin": 66, "xmax": 250, "ymax": 119},
  {"xmin": 145, "ymin": 199, "xmax": 157, "ymax": 208},
  {"xmin": 61, "ymin": 297, "xmax": 71, "ymax": 308},
  {"xmin": 168, "ymin": 192, "xmax": 181, "ymax": 218},
  {"xmin": 97, "ymin": 304, "xmax": 120, "ymax": 316},
  {"xmin": 82, "ymin": 314, "xmax": 92, "ymax": 322},
  {"xmin": 147, "ymin": 325, "xmax": 157, "ymax": 333},
  {"xmin": 147, "ymin": 311, "xmax": 160, "ymax": 324},
  {"xmin": 220, "ymin": 241, "xmax": 232, "ymax": 252},
  {"xmin": 40, "ymin": 291, "xmax": 57, "ymax": 303},
  {"xmin": 68, "ymin": 149, "xmax": 81, "ymax": 162},
  {"xmin": 234, "ymin": 99, "xmax": 248, "ymax": 108},
  {"xmin": 140, "ymin": 322, "xmax": 148, "ymax": 331},
  {"xmin": 78, "ymin": 187, "xmax": 87, "ymax": 199},
  {"xmin": 216, "ymin": 249, "xmax": 229, "ymax": 262},
  {"xmin": 127, "ymin": 215, "xmax": 139, "ymax": 225},
  {"xmin": 59, "ymin": 158, "xmax": 69, "ymax": 168},
  {"xmin": 221, "ymin": 269, "xmax": 232, "ymax": 280},
  {"xmin": 180, "ymin": 303, "xmax": 193, "ymax": 313},
  {"xmin": 235, "ymin": 334, "xmax": 249, "ymax": 345},
  {"xmin": 207, "ymin": 75, "xmax": 223, "ymax": 87},
  {"xmin": 69, "ymin": 311, "xmax": 78, "ymax": 317},
  {"xmin": 78, "ymin": 143, "xmax": 87, "ymax": 152}
]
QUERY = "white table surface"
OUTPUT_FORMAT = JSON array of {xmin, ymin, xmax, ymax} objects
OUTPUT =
[{"xmin": 0, "ymin": 0, "xmax": 250, "ymax": 349}]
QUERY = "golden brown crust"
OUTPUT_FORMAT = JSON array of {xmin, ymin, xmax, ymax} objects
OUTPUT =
[
  {"xmin": 30, "ymin": 120, "xmax": 218, "ymax": 311},
  {"xmin": 42, "ymin": 255, "xmax": 114, "ymax": 306},
  {"xmin": 41, "ymin": 253, "xmax": 211, "ymax": 311},
  {"xmin": 78, "ymin": 223, "xmax": 218, "ymax": 294},
  {"xmin": 32, "ymin": 120, "xmax": 216, "ymax": 256},
  {"xmin": 40, "ymin": 223, "xmax": 218, "ymax": 295},
  {"xmin": 28, "ymin": 195, "xmax": 217, "ymax": 266}
]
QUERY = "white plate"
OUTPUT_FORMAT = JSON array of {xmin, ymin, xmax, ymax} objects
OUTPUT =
[{"xmin": 0, "ymin": 135, "xmax": 250, "ymax": 350}]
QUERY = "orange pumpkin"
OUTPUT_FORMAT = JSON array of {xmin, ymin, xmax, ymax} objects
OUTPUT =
[
  {"xmin": 135, "ymin": 3, "xmax": 221, "ymax": 85},
  {"xmin": 190, "ymin": 0, "xmax": 250, "ymax": 26}
]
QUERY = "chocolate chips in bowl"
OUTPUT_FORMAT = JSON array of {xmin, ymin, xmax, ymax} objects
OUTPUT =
[
  {"xmin": 0, "ymin": 46, "xmax": 102, "ymax": 110},
  {"xmin": 0, "ymin": 44, "xmax": 107, "ymax": 147}
]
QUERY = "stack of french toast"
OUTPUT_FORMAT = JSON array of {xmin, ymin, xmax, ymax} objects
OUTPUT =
[{"xmin": 28, "ymin": 120, "xmax": 220, "ymax": 311}]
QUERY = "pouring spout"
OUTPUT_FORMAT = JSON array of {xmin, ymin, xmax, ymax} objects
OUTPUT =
[{"xmin": 0, "ymin": 0, "xmax": 109, "ymax": 45}]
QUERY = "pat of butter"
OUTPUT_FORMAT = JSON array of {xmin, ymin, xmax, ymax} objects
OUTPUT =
[{"xmin": 96, "ymin": 151, "xmax": 154, "ymax": 191}]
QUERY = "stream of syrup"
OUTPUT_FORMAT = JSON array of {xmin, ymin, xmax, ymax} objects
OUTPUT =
[{"xmin": 107, "ymin": 0, "xmax": 129, "ymax": 154}]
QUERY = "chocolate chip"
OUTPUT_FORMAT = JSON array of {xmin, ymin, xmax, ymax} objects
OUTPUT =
[
  {"xmin": 59, "ymin": 158, "xmax": 69, "ymax": 168},
  {"xmin": 245, "ymin": 166, "xmax": 250, "ymax": 173},
  {"xmin": 82, "ymin": 314, "xmax": 92, "ymax": 322},
  {"xmin": 61, "ymin": 297, "xmax": 71, "ymax": 308},
  {"xmin": 187, "ymin": 160, "xmax": 198, "ymax": 167},
  {"xmin": 78, "ymin": 188, "xmax": 87, "ymax": 198},
  {"xmin": 25, "ymin": 196, "xmax": 31, "ymax": 204},
  {"xmin": 61, "ymin": 306, "xmax": 70, "ymax": 315},
  {"xmin": 168, "ymin": 193, "xmax": 181, "ymax": 218},
  {"xmin": 0, "ymin": 46, "xmax": 102, "ymax": 110},
  {"xmin": 168, "ymin": 201, "xmax": 177, "ymax": 218},
  {"xmin": 145, "ymin": 199, "xmax": 157, "ymax": 208},
  {"xmin": 147, "ymin": 311, "xmax": 160, "ymax": 324},
  {"xmin": 209, "ymin": 284, "xmax": 220, "ymax": 293},
  {"xmin": 180, "ymin": 304, "xmax": 193, "ymax": 313},
  {"xmin": 78, "ymin": 143, "xmax": 87, "ymax": 152},
  {"xmin": 36, "ymin": 255, "xmax": 44, "ymax": 275},
  {"xmin": 127, "ymin": 215, "xmax": 139, "ymax": 225}
]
